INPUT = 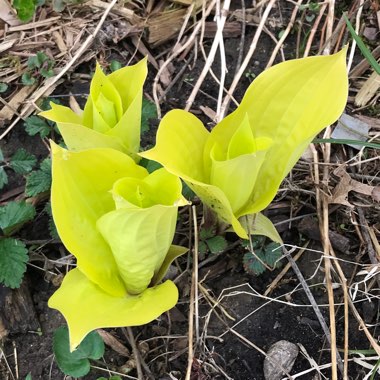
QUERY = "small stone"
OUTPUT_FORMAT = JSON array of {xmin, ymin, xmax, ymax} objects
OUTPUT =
[{"xmin": 263, "ymin": 340, "xmax": 299, "ymax": 380}]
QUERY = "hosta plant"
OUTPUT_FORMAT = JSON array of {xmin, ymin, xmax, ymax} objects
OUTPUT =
[
  {"xmin": 140, "ymin": 49, "xmax": 348, "ymax": 239},
  {"xmin": 41, "ymin": 59, "xmax": 147, "ymax": 160},
  {"xmin": 46, "ymin": 49, "xmax": 348, "ymax": 354},
  {"xmin": 48, "ymin": 142, "xmax": 187, "ymax": 350}
]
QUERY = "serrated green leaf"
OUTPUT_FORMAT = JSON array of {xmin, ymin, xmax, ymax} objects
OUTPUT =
[
  {"xmin": 0, "ymin": 148, "xmax": 4, "ymax": 162},
  {"xmin": 199, "ymin": 228, "xmax": 214, "ymax": 240},
  {"xmin": 206, "ymin": 235, "xmax": 227, "ymax": 254},
  {"xmin": 110, "ymin": 60, "xmax": 122, "ymax": 72},
  {"xmin": 263, "ymin": 242, "xmax": 282, "ymax": 268},
  {"xmin": 141, "ymin": 98, "xmax": 157, "ymax": 133},
  {"xmin": 22, "ymin": 72, "xmax": 36, "ymax": 86},
  {"xmin": 243, "ymin": 250, "xmax": 266, "ymax": 276},
  {"xmin": 0, "ymin": 167, "xmax": 8, "ymax": 190},
  {"xmin": 24, "ymin": 115, "xmax": 51, "ymax": 138},
  {"xmin": 0, "ymin": 201, "xmax": 36, "ymax": 236},
  {"xmin": 53, "ymin": 326, "xmax": 104, "ymax": 377},
  {"xmin": 9, "ymin": 149, "xmax": 37, "ymax": 174},
  {"xmin": 198, "ymin": 240, "xmax": 208, "ymax": 255},
  {"xmin": 25, "ymin": 158, "xmax": 51, "ymax": 196},
  {"xmin": 0, "ymin": 238, "xmax": 28, "ymax": 288},
  {"xmin": 13, "ymin": 0, "xmax": 37, "ymax": 21},
  {"xmin": 0, "ymin": 83, "xmax": 8, "ymax": 93},
  {"xmin": 25, "ymin": 373, "xmax": 32, "ymax": 380}
]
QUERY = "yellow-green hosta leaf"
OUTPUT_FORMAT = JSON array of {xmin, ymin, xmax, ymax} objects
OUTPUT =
[
  {"xmin": 139, "ymin": 109, "xmax": 209, "ymax": 182},
  {"xmin": 83, "ymin": 63, "xmax": 123, "ymax": 125},
  {"xmin": 151, "ymin": 244, "xmax": 188, "ymax": 285},
  {"xmin": 54, "ymin": 122, "xmax": 126, "ymax": 152},
  {"xmin": 239, "ymin": 48, "xmax": 348, "ymax": 214},
  {"xmin": 186, "ymin": 179, "xmax": 248, "ymax": 239},
  {"xmin": 227, "ymin": 114, "xmax": 257, "ymax": 159},
  {"xmin": 108, "ymin": 57, "xmax": 148, "ymax": 112},
  {"xmin": 239, "ymin": 213, "xmax": 283, "ymax": 243},
  {"xmin": 41, "ymin": 59, "xmax": 147, "ymax": 158},
  {"xmin": 97, "ymin": 205, "xmax": 178, "ymax": 294},
  {"xmin": 51, "ymin": 142, "xmax": 147, "ymax": 297},
  {"xmin": 48, "ymin": 268, "xmax": 178, "ymax": 351},
  {"xmin": 105, "ymin": 58, "xmax": 148, "ymax": 156},
  {"xmin": 210, "ymin": 151, "xmax": 266, "ymax": 215},
  {"xmin": 112, "ymin": 168, "xmax": 187, "ymax": 209},
  {"xmin": 41, "ymin": 103, "xmax": 126, "ymax": 152},
  {"xmin": 93, "ymin": 92, "xmax": 118, "ymax": 131},
  {"xmin": 40, "ymin": 103, "xmax": 82, "ymax": 125}
]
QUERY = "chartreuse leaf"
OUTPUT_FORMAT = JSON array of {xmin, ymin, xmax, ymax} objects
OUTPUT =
[
  {"xmin": 49, "ymin": 268, "xmax": 178, "ymax": 351},
  {"xmin": 40, "ymin": 103, "xmax": 82, "ymax": 124},
  {"xmin": 40, "ymin": 59, "xmax": 147, "ymax": 159},
  {"xmin": 187, "ymin": 179, "xmax": 248, "ymax": 238},
  {"xmin": 239, "ymin": 213, "xmax": 282, "ymax": 244},
  {"xmin": 0, "ymin": 238, "xmax": 28, "ymax": 288},
  {"xmin": 40, "ymin": 103, "xmax": 125, "ymax": 152},
  {"xmin": 106, "ymin": 58, "xmax": 148, "ymax": 157},
  {"xmin": 139, "ymin": 109, "xmax": 209, "ymax": 183},
  {"xmin": 50, "ymin": 141, "xmax": 147, "ymax": 297},
  {"xmin": 140, "ymin": 110, "xmax": 248, "ymax": 238},
  {"xmin": 97, "ymin": 169, "xmax": 187, "ymax": 294},
  {"xmin": 238, "ymin": 48, "xmax": 348, "ymax": 215},
  {"xmin": 209, "ymin": 116, "xmax": 272, "ymax": 214},
  {"xmin": 53, "ymin": 325, "xmax": 104, "ymax": 377},
  {"xmin": 139, "ymin": 50, "xmax": 348, "ymax": 242},
  {"xmin": 152, "ymin": 245, "xmax": 188, "ymax": 284},
  {"xmin": 0, "ymin": 201, "xmax": 36, "ymax": 236},
  {"xmin": 42, "ymin": 103, "xmax": 126, "ymax": 152}
]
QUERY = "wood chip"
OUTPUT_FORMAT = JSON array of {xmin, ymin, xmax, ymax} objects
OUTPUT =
[
  {"xmin": 0, "ymin": 84, "xmax": 37, "ymax": 123},
  {"xmin": 355, "ymin": 71, "xmax": 380, "ymax": 107},
  {"xmin": 147, "ymin": 7, "xmax": 188, "ymax": 47},
  {"xmin": 0, "ymin": 0, "xmax": 20, "ymax": 26},
  {"xmin": 97, "ymin": 329, "xmax": 131, "ymax": 357},
  {"xmin": 9, "ymin": 16, "xmax": 62, "ymax": 32},
  {"xmin": 0, "ymin": 38, "xmax": 17, "ymax": 53},
  {"xmin": 52, "ymin": 30, "xmax": 67, "ymax": 53},
  {"xmin": 90, "ymin": 0, "xmax": 140, "ymax": 24}
]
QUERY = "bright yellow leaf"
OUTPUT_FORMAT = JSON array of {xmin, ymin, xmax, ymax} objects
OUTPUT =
[{"xmin": 48, "ymin": 268, "xmax": 178, "ymax": 351}]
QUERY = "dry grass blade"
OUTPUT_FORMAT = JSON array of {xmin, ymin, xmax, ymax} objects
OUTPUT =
[{"xmin": 219, "ymin": 0, "xmax": 276, "ymax": 118}]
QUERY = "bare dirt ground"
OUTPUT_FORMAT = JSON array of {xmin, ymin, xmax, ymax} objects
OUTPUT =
[{"xmin": 0, "ymin": 1, "xmax": 379, "ymax": 379}]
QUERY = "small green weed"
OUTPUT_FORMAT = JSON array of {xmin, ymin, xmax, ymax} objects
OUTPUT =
[
  {"xmin": 242, "ymin": 236, "xmax": 282, "ymax": 276},
  {"xmin": 53, "ymin": 326, "xmax": 104, "ymax": 377},
  {"xmin": 22, "ymin": 52, "xmax": 55, "ymax": 86}
]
